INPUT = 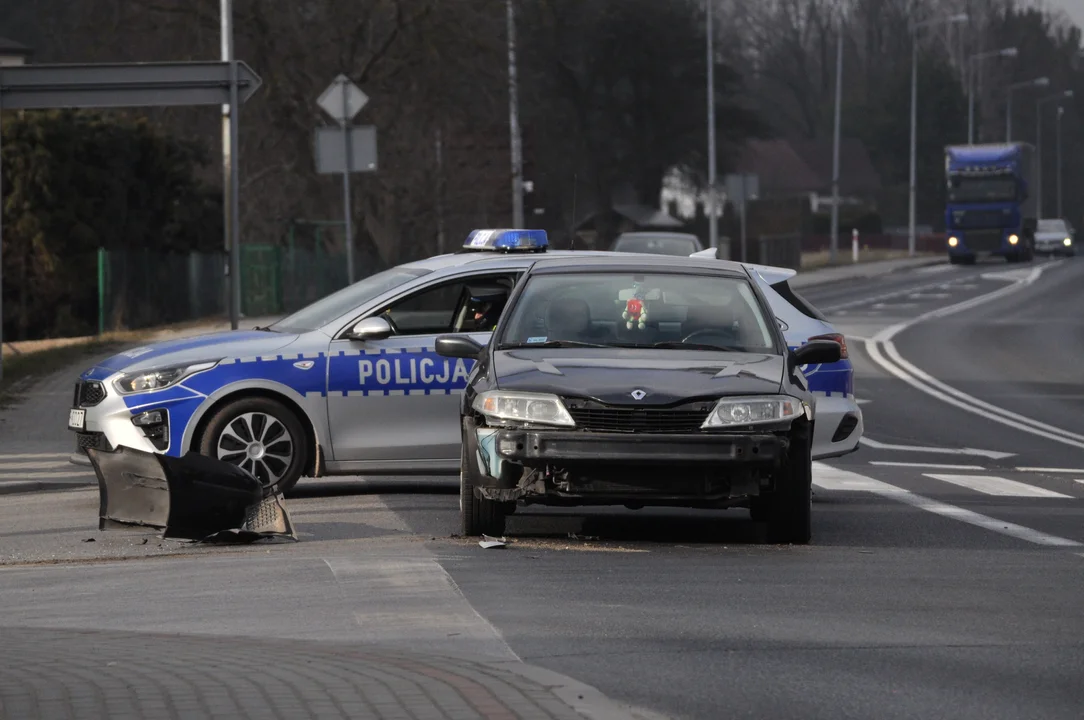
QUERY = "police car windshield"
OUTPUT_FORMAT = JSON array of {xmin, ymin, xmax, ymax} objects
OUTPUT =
[
  {"xmin": 269, "ymin": 267, "xmax": 430, "ymax": 333},
  {"xmin": 498, "ymin": 271, "xmax": 778, "ymax": 354}
]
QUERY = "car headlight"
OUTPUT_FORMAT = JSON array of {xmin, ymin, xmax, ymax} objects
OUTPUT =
[
  {"xmin": 701, "ymin": 395, "xmax": 802, "ymax": 428},
  {"xmin": 113, "ymin": 361, "xmax": 219, "ymax": 395},
  {"xmin": 473, "ymin": 390, "xmax": 575, "ymax": 427},
  {"xmin": 1008, "ymin": 234, "xmax": 1019, "ymax": 245},
  {"xmin": 1065, "ymin": 237, "xmax": 1072, "ymax": 246},
  {"xmin": 948, "ymin": 236, "xmax": 959, "ymax": 247}
]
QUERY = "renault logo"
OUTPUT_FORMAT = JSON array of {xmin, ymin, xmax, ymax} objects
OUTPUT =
[{"xmin": 630, "ymin": 389, "xmax": 647, "ymax": 400}]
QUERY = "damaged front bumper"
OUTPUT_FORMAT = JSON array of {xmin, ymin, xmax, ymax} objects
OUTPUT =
[
  {"xmin": 87, "ymin": 445, "xmax": 296, "ymax": 543},
  {"xmin": 469, "ymin": 422, "xmax": 789, "ymax": 507}
]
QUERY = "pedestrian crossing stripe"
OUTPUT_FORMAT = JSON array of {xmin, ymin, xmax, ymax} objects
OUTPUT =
[{"xmin": 922, "ymin": 473, "xmax": 1072, "ymax": 498}]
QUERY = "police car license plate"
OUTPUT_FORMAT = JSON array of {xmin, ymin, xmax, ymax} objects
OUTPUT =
[{"xmin": 68, "ymin": 408, "xmax": 86, "ymax": 431}]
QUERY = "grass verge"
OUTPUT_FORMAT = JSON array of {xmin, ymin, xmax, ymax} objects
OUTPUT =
[{"xmin": 800, "ymin": 249, "xmax": 942, "ymax": 270}]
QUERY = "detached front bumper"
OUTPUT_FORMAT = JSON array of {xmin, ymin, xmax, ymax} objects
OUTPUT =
[{"xmin": 494, "ymin": 429, "xmax": 786, "ymax": 465}]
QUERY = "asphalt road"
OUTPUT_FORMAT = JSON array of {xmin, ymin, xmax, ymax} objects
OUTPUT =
[{"xmin": 2, "ymin": 255, "xmax": 1083, "ymax": 720}]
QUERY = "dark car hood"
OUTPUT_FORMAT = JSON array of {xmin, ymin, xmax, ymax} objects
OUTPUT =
[{"xmin": 493, "ymin": 348, "xmax": 784, "ymax": 405}]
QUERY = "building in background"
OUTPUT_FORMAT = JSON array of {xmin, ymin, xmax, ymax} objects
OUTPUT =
[{"xmin": 0, "ymin": 36, "xmax": 33, "ymax": 65}]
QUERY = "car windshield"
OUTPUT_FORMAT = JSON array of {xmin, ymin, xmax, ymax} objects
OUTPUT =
[
  {"xmin": 1037, "ymin": 219, "xmax": 1067, "ymax": 233},
  {"xmin": 269, "ymin": 267, "xmax": 430, "ymax": 332},
  {"xmin": 611, "ymin": 235, "xmax": 699, "ymax": 256},
  {"xmin": 947, "ymin": 176, "xmax": 1017, "ymax": 202},
  {"xmin": 498, "ymin": 271, "xmax": 777, "ymax": 353}
]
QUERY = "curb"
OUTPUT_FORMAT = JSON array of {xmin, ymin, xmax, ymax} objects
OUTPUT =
[
  {"xmin": 791, "ymin": 256, "xmax": 946, "ymax": 290},
  {"xmin": 494, "ymin": 660, "xmax": 672, "ymax": 720},
  {"xmin": 0, "ymin": 479, "xmax": 94, "ymax": 496}
]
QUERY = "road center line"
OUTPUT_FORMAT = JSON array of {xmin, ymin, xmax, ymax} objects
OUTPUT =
[{"xmin": 813, "ymin": 463, "xmax": 1082, "ymax": 547}]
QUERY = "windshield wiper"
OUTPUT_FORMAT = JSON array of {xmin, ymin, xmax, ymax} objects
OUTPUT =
[
  {"xmin": 651, "ymin": 341, "xmax": 745, "ymax": 351},
  {"xmin": 500, "ymin": 340, "xmax": 609, "ymax": 349}
]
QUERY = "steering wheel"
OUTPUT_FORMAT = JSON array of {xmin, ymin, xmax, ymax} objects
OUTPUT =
[{"xmin": 681, "ymin": 328, "xmax": 739, "ymax": 345}]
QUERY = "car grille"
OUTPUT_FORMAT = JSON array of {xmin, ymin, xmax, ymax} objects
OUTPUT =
[
  {"xmin": 75, "ymin": 431, "xmax": 112, "ymax": 454},
  {"xmin": 74, "ymin": 380, "xmax": 106, "ymax": 407},
  {"xmin": 963, "ymin": 229, "xmax": 1002, "ymax": 252},
  {"xmin": 563, "ymin": 399, "xmax": 715, "ymax": 433}
]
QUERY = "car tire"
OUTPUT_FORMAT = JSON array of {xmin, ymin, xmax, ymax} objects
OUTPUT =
[
  {"xmin": 765, "ymin": 425, "xmax": 813, "ymax": 545},
  {"xmin": 198, "ymin": 396, "xmax": 308, "ymax": 495},
  {"xmin": 460, "ymin": 431, "xmax": 506, "ymax": 537}
]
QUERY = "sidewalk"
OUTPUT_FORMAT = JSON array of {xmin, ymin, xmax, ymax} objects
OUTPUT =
[
  {"xmin": 789, "ymin": 255, "xmax": 945, "ymax": 290},
  {"xmin": 0, "ymin": 626, "xmax": 660, "ymax": 720}
]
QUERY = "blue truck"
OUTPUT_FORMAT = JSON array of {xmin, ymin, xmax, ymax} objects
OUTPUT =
[{"xmin": 944, "ymin": 143, "xmax": 1036, "ymax": 264}]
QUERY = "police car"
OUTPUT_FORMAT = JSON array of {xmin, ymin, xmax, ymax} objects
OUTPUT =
[{"xmin": 68, "ymin": 229, "xmax": 861, "ymax": 493}]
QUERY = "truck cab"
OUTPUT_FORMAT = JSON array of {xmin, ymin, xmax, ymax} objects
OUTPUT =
[{"xmin": 944, "ymin": 143, "xmax": 1036, "ymax": 264}]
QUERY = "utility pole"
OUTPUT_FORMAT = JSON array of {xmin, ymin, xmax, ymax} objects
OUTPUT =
[
  {"xmin": 1057, "ymin": 106, "xmax": 1064, "ymax": 218},
  {"xmin": 506, "ymin": 0, "xmax": 524, "ymax": 228},
  {"xmin": 706, "ymin": 0, "xmax": 718, "ymax": 250},
  {"xmin": 221, "ymin": 0, "xmax": 241, "ymax": 329},
  {"xmin": 829, "ymin": 14, "xmax": 843, "ymax": 265}
]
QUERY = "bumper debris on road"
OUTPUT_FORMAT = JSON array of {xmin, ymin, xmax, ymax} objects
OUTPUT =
[{"xmin": 86, "ymin": 446, "xmax": 297, "ymax": 543}]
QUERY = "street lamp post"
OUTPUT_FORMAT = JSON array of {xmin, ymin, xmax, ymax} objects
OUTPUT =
[
  {"xmin": 968, "ymin": 47, "xmax": 1017, "ymax": 144},
  {"xmin": 1036, "ymin": 90, "xmax": 1072, "ymax": 218},
  {"xmin": 829, "ymin": 13, "xmax": 843, "ymax": 265},
  {"xmin": 909, "ymin": 13, "xmax": 968, "ymax": 257},
  {"xmin": 706, "ymin": 0, "xmax": 718, "ymax": 250},
  {"xmin": 1057, "ymin": 106, "xmax": 1065, "ymax": 219},
  {"xmin": 1005, "ymin": 76, "xmax": 1049, "ymax": 142}
]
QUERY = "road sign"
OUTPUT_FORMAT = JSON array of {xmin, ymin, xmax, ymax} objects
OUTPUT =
[
  {"xmin": 317, "ymin": 74, "xmax": 368, "ymax": 123},
  {"xmin": 0, "ymin": 61, "xmax": 262, "ymax": 110},
  {"xmin": 314, "ymin": 126, "xmax": 378, "ymax": 174},
  {"xmin": 724, "ymin": 174, "xmax": 759, "ymax": 206}
]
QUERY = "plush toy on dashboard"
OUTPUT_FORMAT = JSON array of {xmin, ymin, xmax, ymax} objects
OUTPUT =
[{"xmin": 622, "ymin": 285, "xmax": 648, "ymax": 330}]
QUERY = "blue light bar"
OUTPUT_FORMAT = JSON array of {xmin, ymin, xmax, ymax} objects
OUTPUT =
[{"xmin": 463, "ymin": 229, "xmax": 548, "ymax": 252}]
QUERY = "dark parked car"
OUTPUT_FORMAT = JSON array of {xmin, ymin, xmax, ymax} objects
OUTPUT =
[
  {"xmin": 609, "ymin": 231, "xmax": 704, "ymax": 256},
  {"xmin": 435, "ymin": 254, "xmax": 842, "ymax": 544}
]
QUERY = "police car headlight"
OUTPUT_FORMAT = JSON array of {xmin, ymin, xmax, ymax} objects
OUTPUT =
[
  {"xmin": 473, "ymin": 391, "xmax": 575, "ymax": 427},
  {"xmin": 113, "ymin": 361, "xmax": 219, "ymax": 395},
  {"xmin": 702, "ymin": 395, "xmax": 801, "ymax": 428}
]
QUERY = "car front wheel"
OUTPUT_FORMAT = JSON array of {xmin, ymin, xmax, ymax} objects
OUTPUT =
[
  {"xmin": 198, "ymin": 396, "xmax": 308, "ymax": 494},
  {"xmin": 460, "ymin": 427, "xmax": 506, "ymax": 537},
  {"xmin": 765, "ymin": 425, "xmax": 813, "ymax": 545}
]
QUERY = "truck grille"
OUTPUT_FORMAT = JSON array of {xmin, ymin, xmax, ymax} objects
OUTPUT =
[
  {"xmin": 563, "ymin": 399, "xmax": 714, "ymax": 433},
  {"xmin": 952, "ymin": 209, "xmax": 1008, "ymax": 228},
  {"xmin": 963, "ymin": 229, "xmax": 1003, "ymax": 252},
  {"xmin": 74, "ymin": 380, "xmax": 106, "ymax": 407}
]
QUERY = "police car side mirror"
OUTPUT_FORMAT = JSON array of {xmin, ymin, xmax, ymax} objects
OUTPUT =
[
  {"xmin": 347, "ymin": 317, "xmax": 393, "ymax": 342},
  {"xmin": 435, "ymin": 334, "xmax": 484, "ymax": 360},
  {"xmin": 793, "ymin": 340, "xmax": 841, "ymax": 366}
]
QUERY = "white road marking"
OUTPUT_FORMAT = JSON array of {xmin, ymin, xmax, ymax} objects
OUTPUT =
[
  {"xmin": 863, "ymin": 261, "xmax": 1084, "ymax": 452},
  {"xmin": 0, "ymin": 461, "xmax": 74, "ymax": 471},
  {"xmin": 0, "ymin": 471, "xmax": 95, "ymax": 480},
  {"xmin": 855, "ymin": 398, "xmax": 871, "ymax": 405},
  {"xmin": 1016, "ymin": 467, "xmax": 1084, "ymax": 474},
  {"xmin": 914, "ymin": 265, "xmax": 956, "ymax": 275},
  {"xmin": 907, "ymin": 293, "xmax": 952, "ymax": 299},
  {"xmin": 0, "ymin": 453, "xmax": 71, "ymax": 460},
  {"xmin": 860, "ymin": 436, "xmax": 1015, "ymax": 459},
  {"xmin": 820, "ymin": 275, "xmax": 986, "ymax": 313},
  {"xmin": 923, "ymin": 473, "xmax": 1073, "ymax": 498},
  {"xmin": 813, "ymin": 462, "xmax": 1081, "ymax": 547},
  {"xmin": 869, "ymin": 461, "xmax": 987, "ymax": 470},
  {"xmin": 872, "ymin": 302, "xmax": 918, "ymax": 309}
]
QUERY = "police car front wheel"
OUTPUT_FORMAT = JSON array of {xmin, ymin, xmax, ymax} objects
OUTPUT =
[{"xmin": 199, "ymin": 397, "xmax": 308, "ymax": 495}]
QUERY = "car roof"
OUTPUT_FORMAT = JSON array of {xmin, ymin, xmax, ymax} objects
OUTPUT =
[
  {"xmin": 614, "ymin": 231, "xmax": 700, "ymax": 240},
  {"xmin": 524, "ymin": 252, "xmax": 750, "ymax": 276}
]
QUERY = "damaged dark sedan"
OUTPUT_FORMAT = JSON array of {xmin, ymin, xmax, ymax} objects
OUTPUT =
[{"xmin": 435, "ymin": 255, "xmax": 842, "ymax": 544}]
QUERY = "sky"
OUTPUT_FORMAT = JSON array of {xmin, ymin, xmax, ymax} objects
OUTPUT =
[{"xmin": 1047, "ymin": 0, "xmax": 1084, "ymax": 30}]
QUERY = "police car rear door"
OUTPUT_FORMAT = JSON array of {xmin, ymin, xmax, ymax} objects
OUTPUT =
[{"xmin": 325, "ymin": 271, "xmax": 519, "ymax": 473}]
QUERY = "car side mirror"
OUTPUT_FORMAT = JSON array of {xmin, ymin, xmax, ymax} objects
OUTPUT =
[
  {"xmin": 435, "ymin": 334, "xmax": 484, "ymax": 359},
  {"xmin": 346, "ymin": 317, "xmax": 393, "ymax": 342},
  {"xmin": 793, "ymin": 339, "xmax": 842, "ymax": 366}
]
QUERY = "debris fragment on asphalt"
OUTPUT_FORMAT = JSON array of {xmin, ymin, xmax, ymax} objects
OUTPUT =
[
  {"xmin": 86, "ymin": 446, "xmax": 297, "ymax": 543},
  {"xmin": 479, "ymin": 534, "xmax": 508, "ymax": 549}
]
